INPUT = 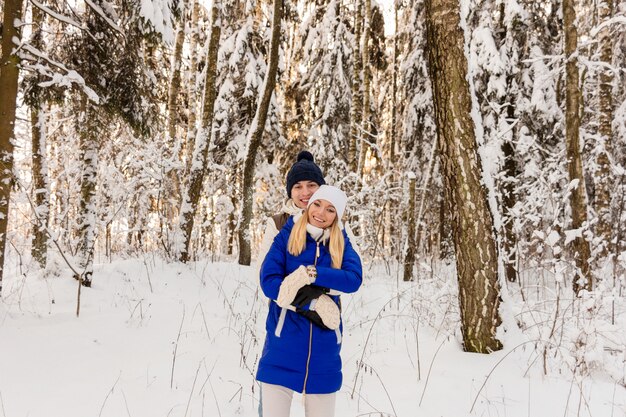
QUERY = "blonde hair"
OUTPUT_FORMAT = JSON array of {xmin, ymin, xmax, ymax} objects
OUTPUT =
[{"xmin": 288, "ymin": 209, "xmax": 345, "ymax": 269}]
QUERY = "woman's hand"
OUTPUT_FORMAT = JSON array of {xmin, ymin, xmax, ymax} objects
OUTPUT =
[
  {"xmin": 276, "ymin": 265, "xmax": 312, "ymax": 307},
  {"xmin": 291, "ymin": 285, "xmax": 328, "ymax": 308}
]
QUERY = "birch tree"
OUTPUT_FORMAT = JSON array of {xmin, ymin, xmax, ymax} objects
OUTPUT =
[{"xmin": 425, "ymin": 0, "xmax": 502, "ymax": 353}]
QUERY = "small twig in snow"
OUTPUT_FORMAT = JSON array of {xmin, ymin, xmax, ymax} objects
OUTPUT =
[
  {"xmin": 199, "ymin": 303, "xmax": 211, "ymax": 339},
  {"xmin": 470, "ymin": 340, "xmax": 538, "ymax": 413},
  {"xmin": 171, "ymin": 305, "xmax": 186, "ymax": 389},
  {"xmin": 142, "ymin": 256, "xmax": 154, "ymax": 293},
  {"xmin": 184, "ymin": 362, "xmax": 202, "ymax": 417},
  {"xmin": 351, "ymin": 284, "xmax": 417, "ymax": 399},
  {"xmin": 98, "ymin": 372, "xmax": 122, "ymax": 417},
  {"xmin": 0, "ymin": 391, "xmax": 6, "ymax": 417},
  {"xmin": 121, "ymin": 390, "xmax": 132, "ymax": 417},
  {"xmin": 209, "ymin": 377, "xmax": 222, "ymax": 417},
  {"xmin": 419, "ymin": 337, "xmax": 447, "ymax": 407},
  {"xmin": 362, "ymin": 362, "xmax": 398, "ymax": 417}
]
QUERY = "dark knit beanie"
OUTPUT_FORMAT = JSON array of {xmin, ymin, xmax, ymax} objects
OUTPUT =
[{"xmin": 286, "ymin": 151, "xmax": 326, "ymax": 198}]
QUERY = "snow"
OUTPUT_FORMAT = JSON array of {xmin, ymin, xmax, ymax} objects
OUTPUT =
[
  {"xmin": 139, "ymin": 0, "xmax": 176, "ymax": 44},
  {"xmin": 30, "ymin": 0, "xmax": 83, "ymax": 29},
  {"xmin": 1, "ymin": 257, "xmax": 624, "ymax": 417},
  {"xmin": 564, "ymin": 227, "xmax": 583, "ymax": 245}
]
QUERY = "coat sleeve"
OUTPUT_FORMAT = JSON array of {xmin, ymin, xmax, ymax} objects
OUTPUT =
[
  {"xmin": 313, "ymin": 234, "xmax": 362, "ymax": 294},
  {"xmin": 259, "ymin": 228, "xmax": 289, "ymax": 301},
  {"xmin": 255, "ymin": 217, "xmax": 279, "ymax": 272}
]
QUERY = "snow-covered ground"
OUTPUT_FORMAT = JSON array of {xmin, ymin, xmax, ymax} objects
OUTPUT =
[{"xmin": 1, "ymin": 255, "xmax": 625, "ymax": 417}]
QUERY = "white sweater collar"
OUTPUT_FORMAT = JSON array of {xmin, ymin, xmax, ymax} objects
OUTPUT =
[{"xmin": 306, "ymin": 223, "xmax": 330, "ymax": 243}]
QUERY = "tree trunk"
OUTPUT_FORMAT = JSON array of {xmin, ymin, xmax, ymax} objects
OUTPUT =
[
  {"xmin": 594, "ymin": 0, "xmax": 614, "ymax": 260},
  {"xmin": 76, "ymin": 96, "xmax": 99, "ymax": 287},
  {"xmin": 165, "ymin": 2, "xmax": 187, "ymax": 223},
  {"xmin": 185, "ymin": 0, "xmax": 201, "ymax": 175},
  {"xmin": 389, "ymin": 2, "xmax": 398, "ymax": 164},
  {"xmin": 357, "ymin": 0, "xmax": 372, "ymax": 178},
  {"xmin": 403, "ymin": 174, "xmax": 417, "ymax": 281},
  {"xmin": 30, "ymin": 4, "xmax": 50, "ymax": 269},
  {"xmin": 31, "ymin": 104, "xmax": 50, "ymax": 268},
  {"xmin": 0, "ymin": 0, "xmax": 24, "ymax": 294},
  {"xmin": 498, "ymin": 2, "xmax": 519, "ymax": 283},
  {"xmin": 348, "ymin": 0, "xmax": 363, "ymax": 173},
  {"xmin": 237, "ymin": 0, "xmax": 283, "ymax": 265},
  {"xmin": 501, "ymin": 134, "xmax": 518, "ymax": 283},
  {"xmin": 563, "ymin": 0, "xmax": 592, "ymax": 294},
  {"xmin": 425, "ymin": 0, "xmax": 502, "ymax": 353},
  {"xmin": 178, "ymin": 0, "xmax": 221, "ymax": 263}
]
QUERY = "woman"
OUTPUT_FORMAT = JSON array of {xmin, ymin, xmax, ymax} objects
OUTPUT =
[
  {"xmin": 257, "ymin": 185, "xmax": 363, "ymax": 417},
  {"xmin": 256, "ymin": 150, "xmax": 325, "ymax": 269}
]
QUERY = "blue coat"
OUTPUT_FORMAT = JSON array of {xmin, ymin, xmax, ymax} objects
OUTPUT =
[{"xmin": 256, "ymin": 217, "xmax": 362, "ymax": 394}]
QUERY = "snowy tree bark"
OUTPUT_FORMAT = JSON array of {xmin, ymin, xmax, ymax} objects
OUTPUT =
[
  {"xmin": 357, "ymin": 0, "xmax": 372, "ymax": 178},
  {"xmin": 165, "ymin": 3, "xmax": 187, "ymax": 223},
  {"xmin": 594, "ymin": 0, "xmax": 614, "ymax": 260},
  {"xmin": 498, "ymin": 2, "xmax": 521, "ymax": 283},
  {"xmin": 403, "ymin": 174, "xmax": 416, "ymax": 281},
  {"xmin": 237, "ymin": 0, "xmax": 283, "ymax": 266},
  {"xmin": 389, "ymin": 2, "xmax": 398, "ymax": 164},
  {"xmin": 501, "ymin": 125, "xmax": 518, "ymax": 283},
  {"xmin": 0, "ymin": 0, "xmax": 24, "ymax": 293},
  {"xmin": 563, "ymin": 0, "xmax": 592, "ymax": 294},
  {"xmin": 425, "ymin": 0, "xmax": 502, "ymax": 353},
  {"xmin": 76, "ymin": 97, "xmax": 98, "ymax": 287},
  {"xmin": 185, "ymin": 0, "xmax": 201, "ymax": 174},
  {"xmin": 178, "ymin": 0, "xmax": 221, "ymax": 263},
  {"xmin": 348, "ymin": 0, "xmax": 363, "ymax": 173},
  {"xmin": 29, "ymin": 4, "xmax": 50, "ymax": 268}
]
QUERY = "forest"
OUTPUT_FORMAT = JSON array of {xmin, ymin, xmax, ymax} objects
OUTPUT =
[{"xmin": 0, "ymin": 0, "xmax": 625, "ymax": 415}]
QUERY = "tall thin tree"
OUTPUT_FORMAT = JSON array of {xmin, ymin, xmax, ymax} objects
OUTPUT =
[
  {"xmin": 164, "ymin": 1, "xmax": 188, "ymax": 223},
  {"xmin": 178, "ymin": 0, "xmax": 221, "ymax": 263},
  {"xmin": 237, "ymin": 0, "xmax": 283, "ymax": 265},
  {"xmin": 595, "ymin": 0, "xmax": 614, "ymax": 261},
  {"xmin": 403, "ymin": 173, "xmax": 416, "ymax": 281},
  {"xmin": 28, "ymin": 3, "xmax": 51, "ymax": 268},
  {"xmin": 0, "ymin": 0, "xmax": 25, "ymax": 293},
  {"xmin": 424, "ymin": 0, "xmax": 502, "ymax": 353},
  {"xmin": 563, "ymin": 0, "xmax": 592, "ymax": 294},
  {"xmin": 357, "ymin": 0, "xmax": 372, "ymax": 178},
  {"xmin": 348, "ymin": 0, "xmax": 363, "ymax": 173}
]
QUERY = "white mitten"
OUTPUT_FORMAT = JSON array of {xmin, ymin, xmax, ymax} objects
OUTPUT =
[
  {"xmin": 311, "ymin": 294, "xmax": 340, "ymax": 330},
  {"xmin": 277, "ymin": 265, "xmax": 312, "ymax": 308}
]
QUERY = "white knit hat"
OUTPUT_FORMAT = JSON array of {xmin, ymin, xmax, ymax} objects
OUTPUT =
[{"xmin": 307, "ymin": 185, "xmax": 348, "ymax": 220}]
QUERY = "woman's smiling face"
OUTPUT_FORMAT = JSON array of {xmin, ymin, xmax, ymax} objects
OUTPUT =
[{"xmin": 308, "ymin": 199, "xmax": 337, "ymax": 228}]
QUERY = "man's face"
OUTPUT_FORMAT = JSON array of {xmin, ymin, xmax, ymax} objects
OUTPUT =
[{"xmin": 291, "ymin": 181, "xmax": 320, "ymax": 209}]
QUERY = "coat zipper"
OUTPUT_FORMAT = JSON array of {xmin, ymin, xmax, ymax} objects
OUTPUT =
[{"xmin": 302, "ymin": 240, "xmax": 321, "ymax": 400}]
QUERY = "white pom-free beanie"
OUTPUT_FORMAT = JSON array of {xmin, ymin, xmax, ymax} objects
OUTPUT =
[{"xmin": 307, "ymin": 185, "xmax": 348, "ymax": 220}]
